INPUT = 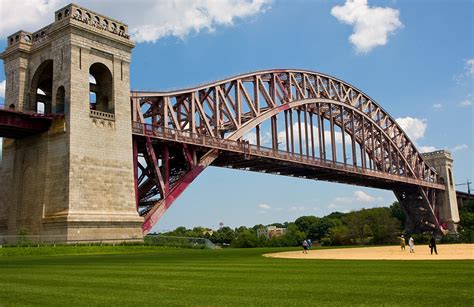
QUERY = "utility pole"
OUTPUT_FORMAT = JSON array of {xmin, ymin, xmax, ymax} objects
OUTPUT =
[{"xmin": 456, "ymin": 179, "xmax": 472, "ymax": 195}]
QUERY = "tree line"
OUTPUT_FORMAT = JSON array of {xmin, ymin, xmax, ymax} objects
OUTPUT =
[{"xmin": 157, "ymin": 200, "xmax": 474, "ymax": 247}]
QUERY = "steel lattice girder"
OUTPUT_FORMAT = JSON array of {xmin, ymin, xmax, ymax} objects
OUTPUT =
[{"xmin": 130, "ymin": 69, "xmax": 445, "ymax": 234}]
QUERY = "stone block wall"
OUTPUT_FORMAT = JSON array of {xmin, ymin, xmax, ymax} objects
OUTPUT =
[{"xmin": 0, "ymin": 3, "xmax": 143, "ymax": 242}]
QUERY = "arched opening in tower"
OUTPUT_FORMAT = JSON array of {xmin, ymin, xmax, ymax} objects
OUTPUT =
[
  {"xmin": 30, "ymin": 59, "xmax": 53, "ymax": 113},
  {"xmin": 89, "ymin": 63, "xmax": 113, "ymax": 113}
]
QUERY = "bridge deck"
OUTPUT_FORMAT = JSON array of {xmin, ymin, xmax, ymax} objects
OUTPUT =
[
  {"xmin": 132, "ymin": 122, "xmax": 445, "ymax": 191},
  {"xmin": 0, "ymin": 107, "xmax": 58, "ymax": 139}
]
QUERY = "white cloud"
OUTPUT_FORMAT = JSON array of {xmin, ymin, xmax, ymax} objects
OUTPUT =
[
  {"xmin": 330, "ymin": 191, "xmax": 382, "ymax": 209},
  {"xmin": 331, "ymin": 0, "xmax": 403, "ymax": 53},
  {"xmin": 395, "ymin": 117, "xmax": 427, "ymax": 142},
  {"xmin": 354, "ymin": 190, "xmax": 375, "ymax": 202},
  {"xmin": 258, "ymin": 203, "xmax": 271, "ymax": 210},
  {"xmin": 0, "ymin": 0, "xmax": 62, "ymax": 38},
  {"xmin": 0, "ymin": 80, "xmax": 5, "ymax": 99},
  {"xmin": 242, "ymin": 131, "xmax": 272, "ymax": 146},
  {"xmin": 452, "ymin": 144, "xmax": 468, "ymax": 152},
  {"xmin": 432, "ymin": 103, "xmax": 442, "ymax": 109},
  {"xmin": 243, "ymin": 131, "xmax": 257, "ymax": 144},
  {"xmin": 466, "ymin": 59, "xmax": 474, "ymax": 76},
  {"xmin": 130, "ymin": 0, "xmax": 271, "ymax": 43},
  {"xmin": 455, "ymin": 59, "xmax": 474, "ymax": 83},
  {"xmin": 0, "ymin": 0, "xmax": 271, "ymax": 43},
  {"xmin": 396, "ymin": 117, "xmax": 438, "ymax": 154},
  {"xmin": 459, "ymin": 99, "xmax": 472, "ymax": 107},
  {"xmin": 419, "ymin": 146, "xmax": 436, "ymax": 153}
]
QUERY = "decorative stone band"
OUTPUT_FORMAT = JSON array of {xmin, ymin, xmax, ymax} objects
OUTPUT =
[
  {"xmin": 72, "ymin": 14, "xmax": 130, "ymax": 39},
  {"xmin": 89, "ymin": 109, "xmax": 115, "ymax": 121},
  {"xmin": 421, "ymin": 150, "xmax": 451, "ymax": 158}
]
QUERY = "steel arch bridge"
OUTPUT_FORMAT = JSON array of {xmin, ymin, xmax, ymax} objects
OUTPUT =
[{"xmin": 130, "ymin": 69, "xmax": 445, "ymax": 234}]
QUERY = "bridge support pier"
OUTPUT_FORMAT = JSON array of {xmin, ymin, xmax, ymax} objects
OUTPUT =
[
  {"xmin": 421, "ymin": 150, "xmax": 460, "ymax": 232},
  {"xmin": 395, "ymin": 188, "xmax": 438, "ymax": 234}
]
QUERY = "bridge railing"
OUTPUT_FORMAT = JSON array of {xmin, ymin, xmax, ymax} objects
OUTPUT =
[
  {"xmin": 132, "ymin": 122, "xmax": 444, "ymax": 189},
  {"xmin": 0, "ymin": 103, "xmax": 63, "ymax": 118},
  {"xmin": 1, "ymin": 103, "xmax": 36, "ymax": 114}
]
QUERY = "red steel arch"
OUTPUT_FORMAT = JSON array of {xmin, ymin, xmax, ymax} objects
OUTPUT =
[{"xmin": 131, "ymin": 69, "xmax": 445, "ymax": 234}]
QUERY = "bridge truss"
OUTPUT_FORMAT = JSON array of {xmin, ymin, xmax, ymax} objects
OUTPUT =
[{"xmin": 130, "ymin": 69, "xmax": 445, "ymax": 234}]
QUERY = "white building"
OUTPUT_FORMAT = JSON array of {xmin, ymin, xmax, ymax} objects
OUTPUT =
[{"xmin": 257, "ymin": 226, "xmax": 287, "ymax": 239}]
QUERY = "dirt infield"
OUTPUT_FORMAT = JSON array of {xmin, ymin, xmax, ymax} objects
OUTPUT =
[{"xmin": 264, "ymin": 244, "xmax": 474, "ymax": 260}]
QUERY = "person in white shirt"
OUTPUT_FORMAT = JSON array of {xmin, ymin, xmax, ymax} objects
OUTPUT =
[{"xmin": 409, "ymin": 236, "xmax": 415, "ymax": 253}]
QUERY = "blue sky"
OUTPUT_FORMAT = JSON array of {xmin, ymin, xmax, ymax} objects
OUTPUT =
[{"xmin": 0, "ymin": 0, "xmax": 472, "ymax": 232}]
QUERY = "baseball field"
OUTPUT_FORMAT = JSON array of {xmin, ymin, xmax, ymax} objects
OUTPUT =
[{"xmin": 0, "ymin": 245, "xmax": 472, "ymax": 306}]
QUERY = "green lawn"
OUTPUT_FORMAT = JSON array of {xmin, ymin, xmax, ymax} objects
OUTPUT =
[{"xmin": 0, "ymin": 246, "xmax": 472, "ymax": 306}]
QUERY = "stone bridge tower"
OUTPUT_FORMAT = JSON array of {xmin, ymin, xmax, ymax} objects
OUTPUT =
[
  {"xmin": 0, "ymin": 4, "xmax": 143, "ymax": 241},
  {"xmin": 421, "ymin": 150, "xmax": 460, "ymax": 232}
]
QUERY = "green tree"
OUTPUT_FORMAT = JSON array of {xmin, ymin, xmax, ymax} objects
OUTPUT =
[
  {"xmin": 294, "ymin": 215, "xmax": 318, "ymax": 234},
  {"xmin": 173, "ymin": 226, "xmax": 188, "ymax": 236},
  {"xmin": 281, "ymin": 223, "xmax": 306, "ymax": 246},
  {"xmin": 210, "ymin": 232, "xmax": 221, "ymax": 244},
  {"xmin": 326, "ymin": 222, "xmax": 350, "ymax": 245},
  {"xmin": 326, "ymin": 212, "xmax": 345, "ymax": 220},
  {"xmin": 216, "ymin": 226, "xmax": 235, "ymax": 245},
  {"xmin": 232, "ymin": 229, "xmax": 261, "ymax": 247},
  {"xmin": 459, "ymin": 200, "xmax": 474, "ymax": 243},
  {"xmin": 390, "ymin": 201, "xmax": 406, "ymax": 230},
  {"xmin": 191, "ymin": 227, "xmax": 207, "ymax": 237},
  {"xmin": 343, "ymin": 210, "xmax": 370, "ymax": 244},
  {"xmin": 308, "ymin": 217, "xmax": 339, "ymax": 241},
  {"xmin": 251, "ymin": 224, "xmax": 264, "ymax": 232},
  {"xmin": 235, "ymin": 226, "xmax": 251, "ymax": 235},
  {"xmin": 365, "ymin": 207, "xmax": 401, "ymax": 244}
]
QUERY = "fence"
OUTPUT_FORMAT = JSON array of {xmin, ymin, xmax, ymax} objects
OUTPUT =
[
  {"xmin": 144, "ymin": 235, "xmax": 217, "ymax": 249},
  {"xmin": 0, "ymin": 234, "xmax": 143, "ymax": 247},
  {"xmin": 0, "ymin": 234, "xmax": 216, "ymax": 249}
]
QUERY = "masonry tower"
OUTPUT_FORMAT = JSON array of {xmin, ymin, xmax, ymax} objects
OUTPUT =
[
  {"xmin": 0, "ymin": 4, "xmax": 143, "ymax": 241},
  {"xmin": 421, "ymin": 150, "xmax": 460, "ymax": 232}
]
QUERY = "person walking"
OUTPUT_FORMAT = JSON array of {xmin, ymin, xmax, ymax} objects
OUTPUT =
[
  {"xmin": 399, "ymin": 235, "xmax": 406, "ymax": 251},
  {"xmin": 429, "ymin": 236, "xmax": 438, "ymax": 255},
  {"xmin": 409, "ymin": 236, "xmax": 415, "ymax": 253},
  {"xmin": 302, "ymin": 239, "xmax": 309, "ymax": 254}
]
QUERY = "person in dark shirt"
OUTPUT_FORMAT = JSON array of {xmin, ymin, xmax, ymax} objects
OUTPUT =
[{"xmin": 429, "ymin": 236, "xmax": 438, "ymax": 255}]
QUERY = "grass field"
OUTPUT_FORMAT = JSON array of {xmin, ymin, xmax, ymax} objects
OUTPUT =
[{"xmin": 0, "ymin": 246, "xmax": 473, "ymax": 306}]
